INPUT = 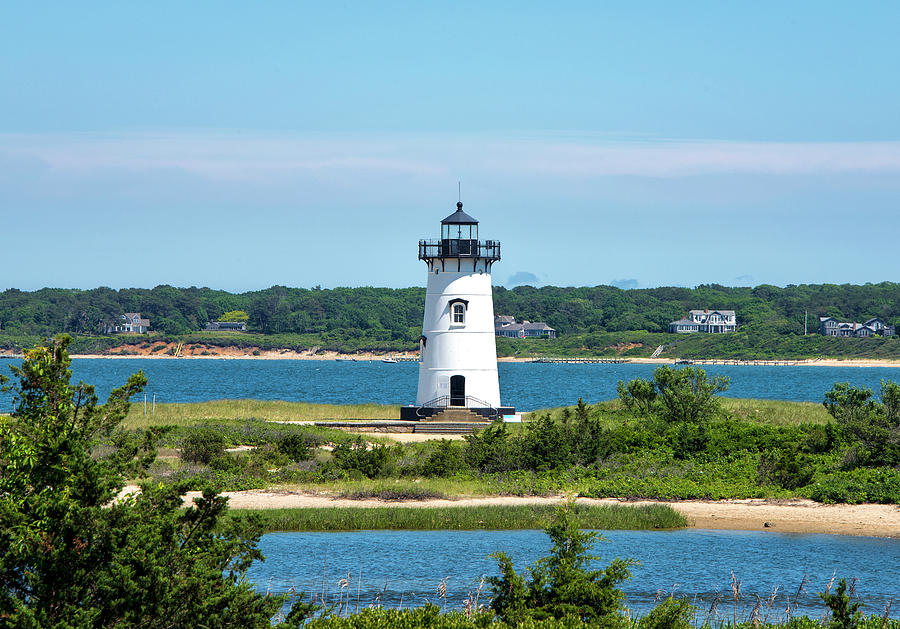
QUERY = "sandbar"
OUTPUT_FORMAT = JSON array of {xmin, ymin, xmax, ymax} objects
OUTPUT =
[{"xmin": 174, "ymin": 491, "xmax": 900, "ymax": 538}]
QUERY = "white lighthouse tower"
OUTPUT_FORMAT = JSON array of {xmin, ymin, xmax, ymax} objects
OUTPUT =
[{"xmin": 400, "ymin": 202, "xmax": 514, "ymax": 421}]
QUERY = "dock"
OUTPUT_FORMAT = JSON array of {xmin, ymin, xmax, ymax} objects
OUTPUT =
[
  {"xmin": 677, "ymin": 359, "xmax": 811, "ymax": 367},
  {"xmin": 530, "ymin": 356, "xmax": 627, "ymax": 364}
]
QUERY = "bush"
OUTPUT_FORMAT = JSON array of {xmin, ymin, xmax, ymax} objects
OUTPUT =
[
  {"xmin": 181, "ymin": 428, "xmax": 227, "ymax": 465},
  {"xmin": 820, "ymin": 579, "xmax": 862, "ymax": 629},
  {"xmin": 638, "ymin": 597, "xmax": 695, "ymax": 629},
  {"xmin": 805, "ymin": 468, "xmax": 900, "ymax": 504},
  {"xmin": 488, "ymin": 499, "xmax": 635, "ymax": 624},
  {"xmin": 278, "ymin": 433, "xmax": 312, "ymax": 463},
  {"xmin": 653, "ymin": 366, "xmax": 729, "ymax": 424},
  {"xmin": 418, "ymin": 439, "xmax": 467, "ymax": 477},
  {"xmin": 463, "ymin": 421, "xmax": 519, "ymax": 473},
  {"xmin": 757, "ymin": 449, "xmax": 815, "ymax": 490},
  {"xmin": 331, "ymin": 437, "xmax": 395, "ymax": 479}
]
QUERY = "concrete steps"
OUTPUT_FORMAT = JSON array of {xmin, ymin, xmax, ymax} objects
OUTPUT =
[
  {"xmin": 413, "ymin": 422, "xmax": 489, "ymax": 434},
  {"xmin": 421, "ymin": 408, "xmax": 487, "ymax": 423}
]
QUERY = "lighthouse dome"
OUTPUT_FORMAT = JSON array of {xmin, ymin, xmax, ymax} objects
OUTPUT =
[{"xmin": 441, "ymin": 202, "xmax": 478, "ymax": 225}]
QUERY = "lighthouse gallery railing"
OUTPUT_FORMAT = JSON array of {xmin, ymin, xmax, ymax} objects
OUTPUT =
[{"xmin": 418, "ymin": 239, "xmax": 500, "ymax": 261}]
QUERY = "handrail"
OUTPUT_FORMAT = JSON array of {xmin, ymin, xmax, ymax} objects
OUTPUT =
[{"xmin": 416, "ymin": 394, "xmax": 501, "ymax": 418}]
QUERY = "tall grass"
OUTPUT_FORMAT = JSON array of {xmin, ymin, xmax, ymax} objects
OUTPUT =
[
  {"xmin": 536, "ymin": 398, "xmax": 831, "ymax": 427},
  {"xmin": 719, "ymin": 398, "xmax": 831, "ymax": 425},
  {"xmin": 228, "ymin": 503, "xmax": 688, "ymax": 533},
  {"xmin": 123, "ymin": 399, "xmax": 400, "ymax": 428}
]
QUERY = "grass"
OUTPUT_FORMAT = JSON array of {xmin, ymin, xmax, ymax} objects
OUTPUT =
[
  {"xmin": 720, "ymin": 397, "xmax": 832, "ymax": 425},
  {"xmin": 279, "ymin": 478, "xmax": 505, "ymax": 498},
  {"xmin": 535, "ymin": 398, "xmax": 832, "ymax": 427},
  {"xmin": 338, "ymin": 487, "xmax": 450, "ymax": 500},
  {"xmin": 122, "ymin": 399, "xmax": 400, "ymax": 428},
  {"xmin": 227, "ymin": 503, "xmax": 689, "ymax": 532}
]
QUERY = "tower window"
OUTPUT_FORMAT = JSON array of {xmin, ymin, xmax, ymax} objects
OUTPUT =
[{"xmin": 453, "ymin": 303, "xmax": 465, "ymax": 324}]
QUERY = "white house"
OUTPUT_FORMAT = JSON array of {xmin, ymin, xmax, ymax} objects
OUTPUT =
[
  {"xmin": 669, "ymin": 310, "xmax": 736, "ymax": 333},
  {"xmin": 819, "ymin": 316, "xmax": 894, "ymax": 338},
  {"xmin": 110, "ymin": 313, "xmax": 150, "ymax": 334},
  {"xmin": 494, "ymin": 315, "xmax": 556, "ymax": 338}
]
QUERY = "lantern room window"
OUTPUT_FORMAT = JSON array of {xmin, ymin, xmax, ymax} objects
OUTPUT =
[{"xmin": 441, "ymin": 222, "xmax": 477, "ymax": 240}]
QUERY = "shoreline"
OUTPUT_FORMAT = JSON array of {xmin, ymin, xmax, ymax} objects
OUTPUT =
[
  {"xmin": 32, "ymin": 351, "xmax": 900, "ymax": 369},
  {"xmin": 174, "ymin": 491, "xmax": 900, "ymax": 538}
]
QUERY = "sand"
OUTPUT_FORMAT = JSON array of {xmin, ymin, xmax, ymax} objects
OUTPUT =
[
  {"xmin": 163, "ymin": 489, "xmax": 900, "ymax": 538},
  {"xmin": 63, "ymin": 344, "xmax": 900, "ymax": 368}
]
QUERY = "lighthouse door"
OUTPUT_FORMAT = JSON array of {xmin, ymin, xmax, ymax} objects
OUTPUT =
[{"xmin": 449, "ymin": 375, "xmax": 465, "ymax": 406}]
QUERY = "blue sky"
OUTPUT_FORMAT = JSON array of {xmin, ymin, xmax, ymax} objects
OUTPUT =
[{"xmin": 1, "ymin": 2, "xmax": 899, "ymax": 292}]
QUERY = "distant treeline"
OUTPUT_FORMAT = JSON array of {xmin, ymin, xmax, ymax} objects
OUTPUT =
[{"xmin": 2, "ymin": 282, "xmax": 899, "ymax": 338}]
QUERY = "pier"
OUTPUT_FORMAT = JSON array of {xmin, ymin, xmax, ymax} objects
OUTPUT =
[
  {"xmin": 678, "ymin": 358, "xmax": 811, "ymax": 367},
  {"xmin": 530, "ymin": 356, "xmax": 627, "ymax": 364}
]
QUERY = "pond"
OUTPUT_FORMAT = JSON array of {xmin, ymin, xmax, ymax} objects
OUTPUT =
[{"xmin": 248, "ymin": 528, "xmax": 900, "ymax": 619}]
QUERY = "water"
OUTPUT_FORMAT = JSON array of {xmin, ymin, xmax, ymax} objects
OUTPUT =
[
  {"xmin": 3, "ymin": 357, "xmax": 898, "ymax": 616},
  {"xmin": 249, "ymin": 529, "xmax": 900, "ymax": 619},
  {"xmin": 1, "ymin": 357, "xmax": 898, "ymax": 411}
]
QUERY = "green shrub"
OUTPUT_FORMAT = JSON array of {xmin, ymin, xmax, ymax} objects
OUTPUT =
[
  {"xmin": 757, "ymin": 449, "xmax": 815, "ymax": 490},
  {"xmin": 820, "ymin": 579, "xmax": 862, "ymax": 629},
  {"xmin": 331, "ymin": 437, "xmax": 396, "ymax": 479},
  {"xmin": 278, "ymin": 433, "xmax": 312, "ymax": 463},
  {"xmin": 463, "ymin": 421, "xmax": 519, "ymax": 473},
  {"xmin": 638, "ymin": 597, "xmax": 695, "ymax": 629},
  {"xmin": 488, "ymin": 499, "xmax": 635, "ymax": 624},
  {"xmin": 418, "ymin": 439, "xmax": 467, "ymax": 477},
  {"xmin": 805, "ymin": 468, "xmax": 900, "ymax": 504},
  {"xmin": 180, "ymin": 428, "xmax": 226, "ymax": 465}
]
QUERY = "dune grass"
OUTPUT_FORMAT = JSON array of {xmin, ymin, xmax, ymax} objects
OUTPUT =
[
  {"xmin": 122, "ymin": 399, "xmax": 400, "ymax": 429},
  {"xmin": 229, "ymin": 503, "xmax": 688, "ymax": 532},
  {"xmin": 536, "ymin": 398, "xmax": 831, "ymax": 427},
  {"xmin": 719, "ymin": 397, "xmax": 831, "ymax": 425}
]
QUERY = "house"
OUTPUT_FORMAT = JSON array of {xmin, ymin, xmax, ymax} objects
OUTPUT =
[
  {"xmin": 669, "ymin": 309, "xmax": 736, "ymax": 334},
  {"xmin": 494, "ymin": 315, "xmax": 556, "ymax": 338},
  {"xmin": 819, "ymin": 316, "xmax": 894, "ymax": 338},
  {"xmin": 204, "ymin": 321, "xmax": 247, "ymax": 332},
  {"xmin": 110, "ymin": 313, "xmax": 150, "ymax": 334}
]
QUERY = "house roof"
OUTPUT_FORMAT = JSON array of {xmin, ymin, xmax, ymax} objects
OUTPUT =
[
  {"xmin": 689, "ymin": 309, "xmax": 735, "ymax": 317},
  {"xmin": 522, "ymin": 322, "xmax": 555, "ymax": 331},
  {"xmin": 441, "ymin": 202, "xmax": 478, "ymax": 224},
  {"xmin": 670, "ymin": 318, "xmax": 696, "ymax": 326}
]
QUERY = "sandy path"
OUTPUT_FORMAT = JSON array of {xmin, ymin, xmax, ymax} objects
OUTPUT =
[{"xmin": 170, "ymin": 490, "xmax": 900, "ymax": 538}]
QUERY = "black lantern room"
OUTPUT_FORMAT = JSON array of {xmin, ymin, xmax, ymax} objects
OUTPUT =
[{"xmin": 418, "ymin": 202, "xmax": 500, "ymax": 263}]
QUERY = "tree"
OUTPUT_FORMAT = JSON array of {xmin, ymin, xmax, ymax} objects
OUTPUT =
[
  {"xmin": 820, "ymin": 579, "xmax": 862, "ymax": 629},
  {"xmin": 823, "ymin": 381, "xmax": 900, "ymax": 468},
  {"xmin": 616, "ymin": 378, "xmax": 658, "ymax": 415},
  {"xmin": 219, "ymin": 309, "xmax": 250, "ymax": 323},
  {"xmin": 0, "ymin": 336, "xmax": 303, "ymax": 627},
  {"xmin": 653, "ymin": 366, "xmax": 729, "ymax": 424},
  {"xmin": 488, "ymin": 499, "xmax": 634, "ymax": 624}
]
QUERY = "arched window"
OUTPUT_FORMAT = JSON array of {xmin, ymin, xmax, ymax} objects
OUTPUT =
[
  {"xmin": 453, "ymin": 303, "xmax": 465, "ymax": 324},
  {"xmin": 448, "ymin": 298, "xmax": 469, "ymax": 325}
]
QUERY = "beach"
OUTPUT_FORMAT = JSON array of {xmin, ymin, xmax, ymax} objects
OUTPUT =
[{"xmin": 55, "ymin": 342, "xmax": 900, "ymax": 368}]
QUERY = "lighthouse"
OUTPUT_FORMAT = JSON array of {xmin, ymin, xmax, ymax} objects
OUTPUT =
[{"xmin": 400, "ymin": 202, "xmax": 515, "ymax": 421}]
